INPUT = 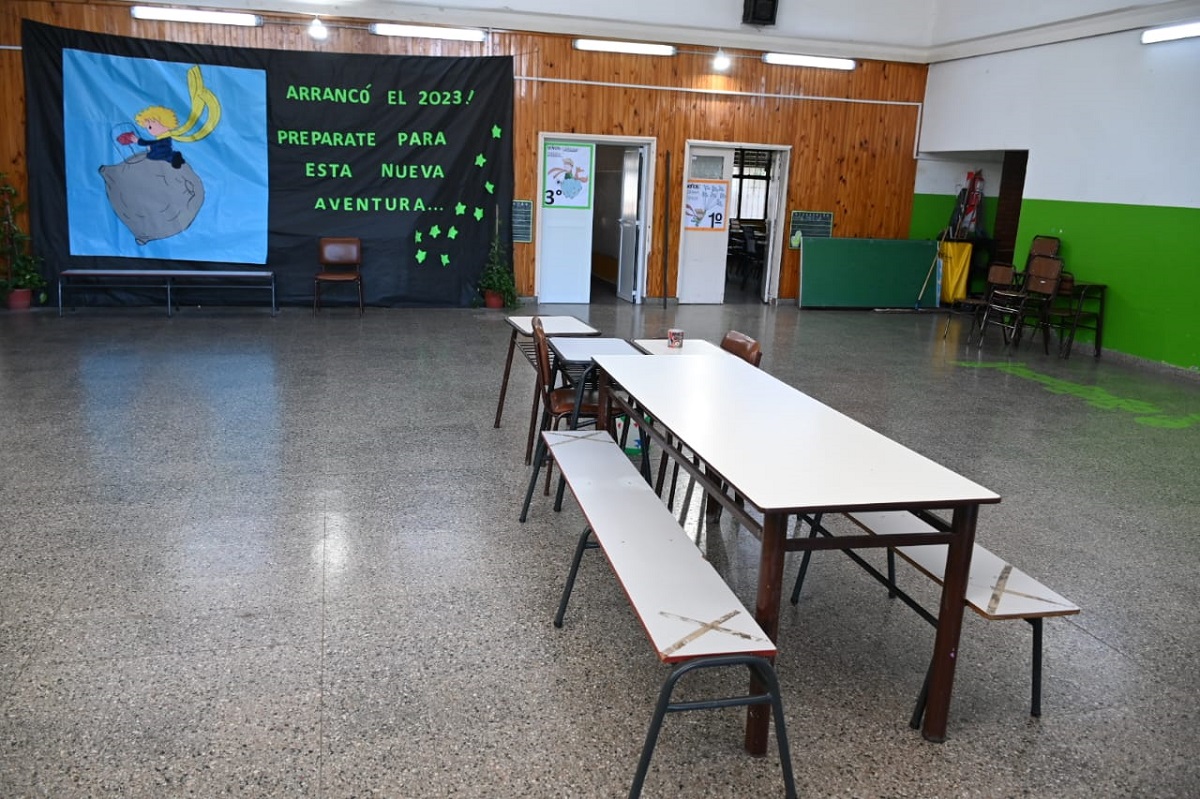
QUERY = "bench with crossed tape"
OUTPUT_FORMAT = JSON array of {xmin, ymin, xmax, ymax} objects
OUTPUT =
[
  {"xmin": 543, "ymin": 429, "xmax": 797, "ymax": 799},
  {"xmin": 790, "ymin": 510, "xmax": 1080, "ymax": 721}
]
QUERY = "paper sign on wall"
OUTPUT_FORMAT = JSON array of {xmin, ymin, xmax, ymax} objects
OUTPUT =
[
  {"xmin": 543, "ymin": 142, "xmax": 594, "ymax": 209},
  {"xmin": 684, "ymin": 179, "xmax": 728, "ymax": 231}
]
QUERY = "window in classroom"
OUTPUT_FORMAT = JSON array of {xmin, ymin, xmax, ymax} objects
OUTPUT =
[{"xmin": 731, "ymin": 149, "xmax": 772, "ymax": 221}]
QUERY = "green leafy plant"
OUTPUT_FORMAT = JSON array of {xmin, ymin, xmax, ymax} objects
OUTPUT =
[
  {"xmin": 0, "ymin": 173, "xmax": 46, "ymax": 302},
  {"xmin": 477, "ymin": 224, "xmax": 518, "ymax": 308}
]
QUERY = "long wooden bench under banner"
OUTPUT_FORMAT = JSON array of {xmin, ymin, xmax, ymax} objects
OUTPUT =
[
  {"xmin": 543, "ymin": 429, "xmax": 797, "ymax": 799},
  {"xmin": 790, "ymin": 510, "xmax": 1080, "ymax": 722},
  {"xmin": 57, "ymin": 269, "xmax": 277, "ymax": 317}
]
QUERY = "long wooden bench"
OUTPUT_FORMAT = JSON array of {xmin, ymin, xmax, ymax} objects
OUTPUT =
[
  {"xmin": 790, "ymin": 510, "xmax": 1080, "ymax": 721},
  {"xmin": 543, "ymin": 429, "xmax": 797, "ymax": 799},
  {"xmin": 57, "ymin": 269, "xmax": 277, "ymax": 317}
]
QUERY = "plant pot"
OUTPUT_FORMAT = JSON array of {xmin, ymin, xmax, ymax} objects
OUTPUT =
[
  {"xmin": 483, "ymin": 289, "xmax": 505, "ymax": 309},
  {"xmin": 6, "ymin": 288, "xmax": 32, "ymax": 310}
]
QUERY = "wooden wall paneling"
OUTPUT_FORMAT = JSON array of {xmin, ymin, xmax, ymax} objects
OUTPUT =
[{"xmin": 1, "ymin": 1, "xmax": 926, "ymax": 301}]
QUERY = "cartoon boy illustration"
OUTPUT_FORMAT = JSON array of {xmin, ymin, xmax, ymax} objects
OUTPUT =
[{"xmin": 117, "ymin": 106, "xmax": 186, "ymax": 169}]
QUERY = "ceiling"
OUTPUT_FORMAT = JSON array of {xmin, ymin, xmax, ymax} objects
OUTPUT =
[{"xmin": 144, "ymin": 0, "xmax": 1200, "ymax": 62}]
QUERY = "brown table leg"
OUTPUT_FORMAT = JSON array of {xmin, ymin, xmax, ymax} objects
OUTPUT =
[
  {"xmin": 745, "ymin": 511, "xmax": 787, "ymax": 756},
  {"xmin": 921, "ymin": 504, "xmax": 978, "ymax": 742},
  {"xmin": 494, "ymin": 329, "xmax": 518, "ymax": 428}
]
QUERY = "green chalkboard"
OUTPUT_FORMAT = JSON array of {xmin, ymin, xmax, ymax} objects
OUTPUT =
[{"xmin": 800, "ymin": 238, "xmax": 938, "ymax": 308}]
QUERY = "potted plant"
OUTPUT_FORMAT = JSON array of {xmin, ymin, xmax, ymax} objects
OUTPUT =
[
  {"xmin": 477, "ymin": 225, "xmax": 518, "ymax": 309},
  {"xmin": 0, "ymin": 173, "xmax": 46, "ymax": 310}
]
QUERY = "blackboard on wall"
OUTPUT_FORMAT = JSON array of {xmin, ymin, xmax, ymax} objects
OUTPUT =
[
  {"xmin": 800, "ymin": 238, "xmax": 938, "ymax": 308},
  {"xmin": 788, "ymin": 210, "xmax": 833, "ymax": 248}
]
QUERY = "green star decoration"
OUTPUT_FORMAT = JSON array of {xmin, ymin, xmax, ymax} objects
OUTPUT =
[
  {"xmin": 474, "ymin": 153, "xmax": 487, "ymax": 168},
  {"xmin": 414, "ymin": 231, "xmax": 423, "ymax": 243},
  {"xmin": 415, "ymin": 249, "xmax": 427, "ymax": 264},
  {"xmin": 455, "ymin": 202, "xmax": 467, "ymax": 215},
  {"xmin": 491, "ymin": 125, "xmax": 503, "ymax": 139},
  {"xmin": 473, "ymin": 207, "xmax": 485, "ymax": 221},
  {"xmin": 430, "ymin": 225, "xmax": 442, "ymax": 238},
  {"xmin": 485, "ymin": 181, "xmax": 495, "ymax": 195},
  {"xmin": 448, "ymin": 226, "xmax": 459, "ymax": 240},
  {"xmin": 440, "ymin": 253, "xmax": 451, "ymax": 267}
]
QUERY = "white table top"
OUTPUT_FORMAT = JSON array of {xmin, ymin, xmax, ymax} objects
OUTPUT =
[
  {"xmin": 506, "ymin": 315, "xmax": 599, "ymax": 336},
  {"xmin": 633, "ymin": 338, "xmax": 728, "ymax": 357},
  {"xmin": 549, "ymin": 337, "xmax": 641, "ymax": 363},
  {"xmin": 594, "ymin": 353, "xmax": 999, "ymax": 514}
]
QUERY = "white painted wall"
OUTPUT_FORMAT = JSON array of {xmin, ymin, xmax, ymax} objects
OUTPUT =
[
  {"xmin": 913, "ymin": 157, "xmax": 1002, "ymax": 197},
  {"xmin": 921, "ymin": 31, "xmax": 1200, "ymax": 208}
]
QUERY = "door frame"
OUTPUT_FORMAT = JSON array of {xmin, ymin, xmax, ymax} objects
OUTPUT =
[
  {"xmin": 680, "ymin": 139, "xmax": 792, "ymax": 303},
  {"xmin": 535, "ymin": 132, "xmax": 657, "ymax": 304}
]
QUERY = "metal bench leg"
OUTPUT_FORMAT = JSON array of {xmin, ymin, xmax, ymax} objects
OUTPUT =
[
  {"xmin": 910, "ymin": 661, "xmax": 932, "ymax": 730},
  {"xmin": 1029, "ymin": 617, "xmax": 1043, "ymax": 717},
  {"xmin": 553, "ymin": 526, "xmax": 596, "ymax": 628},
  {"xmin": 788, "ymin": 514, "xmax": 823, "ymax": 604},
  {"xmin": 629, "ymin": 656, "xmax": 797, "ymax": 799}
]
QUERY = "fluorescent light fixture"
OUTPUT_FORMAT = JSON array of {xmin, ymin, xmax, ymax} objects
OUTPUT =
[
  {"xmin": 369, "ymin": 23, "xmax": 486, "ymax": 42},
  {"xmin": 762, "ymin": 52, "xmax": 856, "ymax": 70},
  {"xmin": 573, "ymin": 39, "xmax": 677, "ymax": 56},
  {"xmin": 308, "ymin": 16, "xmax": 328, "ymax": 41},
  {"xmin": 130, "ymin": 6, "xmax": 262, "ymax": 26},
  {"xmin": 712, "ymin": 50, "xmax": 732, "ymax": 71},
  {"xmin": 1141, "ymin": 21, "xmax": 1200, "ymax": 44}
]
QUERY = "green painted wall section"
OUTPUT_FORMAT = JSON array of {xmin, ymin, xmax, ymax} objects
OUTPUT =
[
  {"xmin": 1016, "ymin": 199, "xmax": 1200, "ymax": 371},
  {"xmin": 909, "ymin": 193, "xmax": 997, "ymax": 240},
  {"xmin": 910, "ymin": 194, "xmax": 1199, "ymax": 370}
]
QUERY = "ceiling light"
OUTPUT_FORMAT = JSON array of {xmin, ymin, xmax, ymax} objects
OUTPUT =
[
  {"xmin": 368, "ymin": 23, "xmax": 486, "ymax": 42},
  {"xmin": 1140, "ymin": 21, "xmax": 1200, "ymax": 44},
  {"xmin": 573, "ymin": 39, "xmax": 676, "ymax": 56},
  {"xmin": 762, "ymin": 52, "xmax": 856, "ymax": 70},
  {"xmin": 713, "ymin": 50, "xmax": 732, "ymax": 71},
  {"xmin": 308, "ymin": 16, "xmax": 328, "ymax": 41},
  {"xmin": 130, "ymin": 6, "xmax": 262, "ymax": 26}
]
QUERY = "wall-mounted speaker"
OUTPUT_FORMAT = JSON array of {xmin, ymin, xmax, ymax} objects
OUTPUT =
[{"xmin": 743, "ymin": 0, "xmax": 778, "ymax": 26}]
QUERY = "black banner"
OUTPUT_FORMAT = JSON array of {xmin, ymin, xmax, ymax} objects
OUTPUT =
[{"xmin": 23, "ymin": 20, "xmax": 514, "ymax": 307}]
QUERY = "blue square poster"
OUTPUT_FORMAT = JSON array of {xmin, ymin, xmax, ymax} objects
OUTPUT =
[{"xmin": 63, "ymin": 49, "xmax": 268, "ymax": 262}]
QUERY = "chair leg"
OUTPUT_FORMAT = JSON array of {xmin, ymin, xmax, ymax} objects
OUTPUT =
[
  {"xmin": 313, "ymin": 280, "xmax": 320, "ymax": 314},
  {"xmin": 519, "ymin": 429, "xmax": 551, "ymax": 522},
  {"xmin": 357, "ymin": 278, "xmax": 364, "ymax": 315}
]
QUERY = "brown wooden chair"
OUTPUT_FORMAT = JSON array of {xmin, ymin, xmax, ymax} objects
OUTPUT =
[
  {"xmin": 314, "ymin": 237, "xmax": 364, "ymax": 314},
  {"xmin": 978, "ymin": 255, "xmax": 1062, "ymax": 351},
  {"xmin": 943, "ymin": 262, "xmax": 1015, "ymax": 343},
  {"xmin": 519, "ymin": 316, "xmax": 603, "ymax": 521},
  {"xmin": 719, "ymin": 330, "xmax": 763, "ymax": 366}
]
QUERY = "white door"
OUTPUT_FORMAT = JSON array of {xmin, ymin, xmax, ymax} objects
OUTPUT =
[
  {"xmin": 678, "ymin": 146, "xmax": 733, "ymax": 304},
  {"xmin": 538, "ymin": 140, "xmax": 595, "ymax": 303},
  {"xmin": 762, "ymin": 149, "xmax": 790, "ymax": 302},
  {"xmin": 615, "ymin": 147, "xmax": 643, "ymax": 303}
]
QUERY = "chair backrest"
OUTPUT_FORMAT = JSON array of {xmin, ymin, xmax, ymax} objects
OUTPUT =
[
  {"xmin": 985, "ymin": 263, "xmax": 1015, "ymax": 288},
  {"xmin": 531, "ymin": 317, "xmax": 556, "ymax": 401},
  {"xmin": 1027, "ymin": 235, "xmax": 1061, "ymax": 263},
  {"xmin": 743, "ymin": 228, "xmax": 758, "ymax": 256},
  {"xmin": 1024, "ymin": 255, "xmax": 1063, "ymax": 298},
  {"xmin": 720, "ymin": 330, "xmax": 763, "ymax": 367},
  {"xmin": 319, "ymin": 237, "xmax": 362, "ymax": 270}
]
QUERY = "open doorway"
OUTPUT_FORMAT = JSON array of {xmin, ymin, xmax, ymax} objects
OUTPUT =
[
  {"xmin": 678, "ymin": 140, "xmax": 790, "ymax": 304},
  {"xmin": 590, "ymin": 144, "xmax": 644, "ymax": 303},
  {"xmin": 535, "ymin": 133, "xmax": 654, "ymax": 304}
]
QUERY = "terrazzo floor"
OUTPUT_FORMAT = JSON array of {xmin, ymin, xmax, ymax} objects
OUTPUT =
[{"xmin": 1, "ymin": 292, "xmax": 1198, "ymax": 798}]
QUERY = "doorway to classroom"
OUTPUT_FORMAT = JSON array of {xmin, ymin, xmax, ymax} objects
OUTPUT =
[
  {"xmin": 677, "ymin": 140, "xmax": 791, "ymax": 305},
  {"xmin": 535, "ymin": 133, "xmax": 655, "ymax": 305}
]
